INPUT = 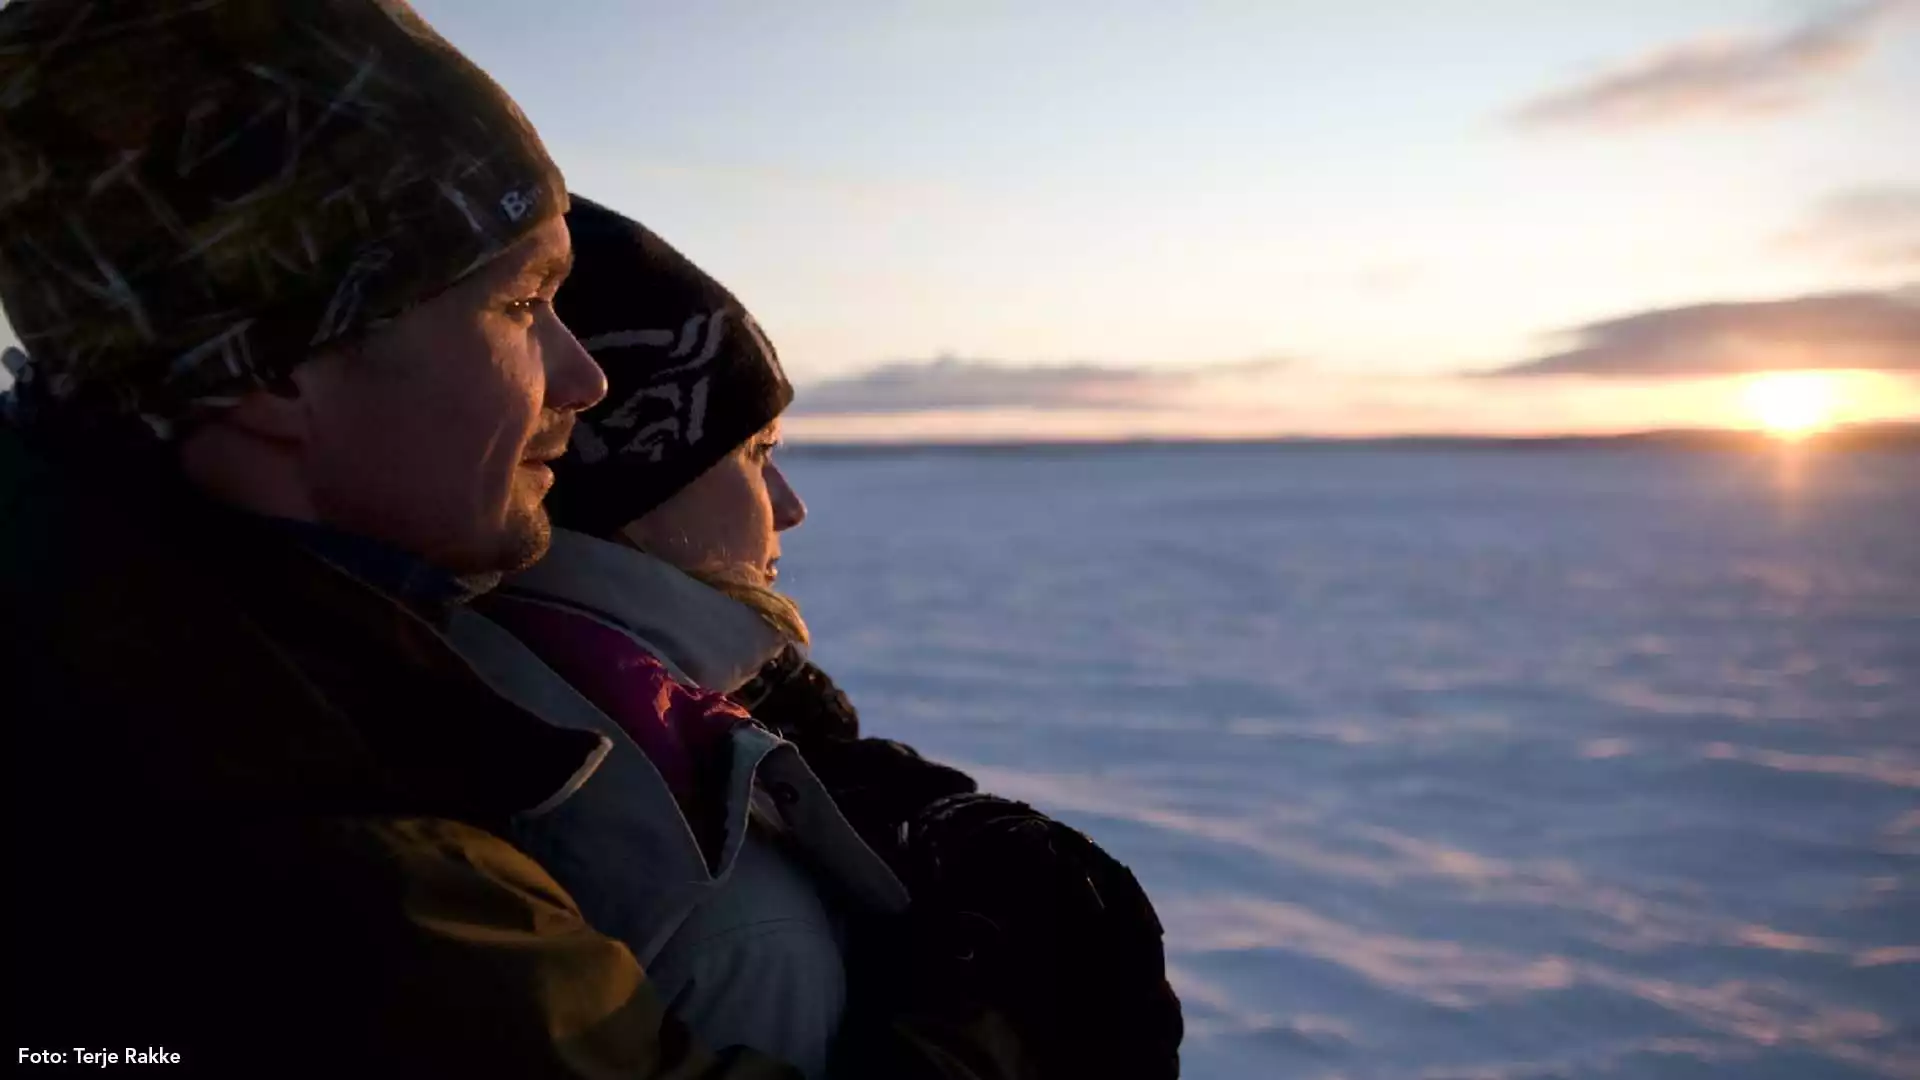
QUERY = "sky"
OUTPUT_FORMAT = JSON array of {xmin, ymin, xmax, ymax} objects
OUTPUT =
[{"xmin": 3, "ymin": 0, "xmax": 1918, "ymax": 438}]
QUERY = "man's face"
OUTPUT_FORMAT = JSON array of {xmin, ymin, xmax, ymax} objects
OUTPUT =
[{"xmin": 296, "ymin": 216, "xmax": 607, "ymax": 576}]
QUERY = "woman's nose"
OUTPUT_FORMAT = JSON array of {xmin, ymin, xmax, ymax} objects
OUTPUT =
[{"xmin": 767, "ymin": 461, "xmax": 807, "ymax": 531}]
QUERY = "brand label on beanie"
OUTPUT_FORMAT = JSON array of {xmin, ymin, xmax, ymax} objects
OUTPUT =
[{"xmin": 500, "ymin": 188, "xmax": 539, "ymax": 224}]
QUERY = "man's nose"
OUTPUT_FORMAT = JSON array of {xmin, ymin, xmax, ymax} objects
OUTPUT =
[{"xmin": 545, "ymin": 316, "xmax": 609, "ymax": 413}]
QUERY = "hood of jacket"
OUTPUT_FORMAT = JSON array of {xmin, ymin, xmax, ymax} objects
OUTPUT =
[{"xmin": 501, "ymin": 527, "xmax": 788, "ymax": 694}]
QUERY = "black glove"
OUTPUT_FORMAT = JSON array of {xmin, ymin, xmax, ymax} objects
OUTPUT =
[
  {"xmin": 885, "ymin": 794, "xmax": 1184, "ymax": 1080},
  {"xmin": 798, "ymin": 736, "xmax": 979, "ymax": 865},
  {"xmin": 735, "ymin": 653, "xmax": 1181, "ymax": 1077},
  {"xmin": 736, "ymin": 650, "xmax": 975, "ymax": 861},
  {"xmin": 734, "ymin": 645, "xmax": 862, "ymax": 746}
]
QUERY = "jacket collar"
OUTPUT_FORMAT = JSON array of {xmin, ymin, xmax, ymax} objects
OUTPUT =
[
  {"xmin": 259, "ymin": 515, "xmax": 490, "ymax": 620},
  {"xmin": 210, "ymin": 509, "xmax": 612, "ymax": 821},
  {"xmin": 502, "ymin": 528, "xmax": 786, "ymax": 693},
  {"xmin": 2, "ymin": 429, "xmax": 607, "ymax": 824}
]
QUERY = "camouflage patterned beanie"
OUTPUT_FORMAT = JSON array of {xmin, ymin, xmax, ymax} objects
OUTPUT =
[{"xmin": 0, "ymin": 0, "xmax": 564, "ymax": 435}]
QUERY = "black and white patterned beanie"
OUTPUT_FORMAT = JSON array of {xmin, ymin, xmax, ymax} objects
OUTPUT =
[{"xmin": 545, "ymin": 196, "xmax": 793, "ymax": 538}]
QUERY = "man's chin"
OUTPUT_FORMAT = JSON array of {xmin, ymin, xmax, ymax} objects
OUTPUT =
[
  {"xmin": 496, "ymin": 504, "xmax": 554, "ymax": 577},
  {"xmin": 441, "ymin": 504, "xmax": 551, "ymax": 582}
]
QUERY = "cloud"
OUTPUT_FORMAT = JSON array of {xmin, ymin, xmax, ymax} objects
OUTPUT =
[
  {"xmin": 1512, "ymin": 0, "xmax": 1917, "ymax": 130},
  {"xmin": 1492, "ymin": 287, "xmax": 1920, "ymax": 377},
  {"xmin": 1782, "ymin": 185, "xmax": 1920, "ymax": 268},
  {"xmin": 781, "ymin": 364, "xmax": 1920, "ymax": 442},
  {"xmin": 789, "ymin": 355, "xmax": 1292, "ymax": 415},
  {"xmin": 780, "ymin": 338, "xmax": 1920, "ymax": 442}
]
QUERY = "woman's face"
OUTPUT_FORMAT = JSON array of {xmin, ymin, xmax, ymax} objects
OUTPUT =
[{"xmin": 618, "ymin": 423, "xmax": 806, "ymax": 585}]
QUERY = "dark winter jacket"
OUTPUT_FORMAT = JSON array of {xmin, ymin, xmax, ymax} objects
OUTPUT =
[{"xmin": 1, "ymin": 424, "xmax": 803, "ymax": 1079}]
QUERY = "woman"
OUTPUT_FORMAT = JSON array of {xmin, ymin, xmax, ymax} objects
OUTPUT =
[{"xmin": 450, "ymin": 197, "xmax": 1181, "ymax": 1079}]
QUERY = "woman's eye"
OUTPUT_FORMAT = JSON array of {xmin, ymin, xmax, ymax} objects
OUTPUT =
[{"xmin": 506, "ymin": 297, "xmax": 549, "ymax": 318}]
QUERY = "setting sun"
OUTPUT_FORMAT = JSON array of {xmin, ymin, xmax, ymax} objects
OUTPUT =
[{"xmin": 1741, "ymin": 372, "xmax": 1841, "ymax": 439}]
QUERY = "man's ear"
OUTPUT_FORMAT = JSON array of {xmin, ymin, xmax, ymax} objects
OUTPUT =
[
  {"xmin": 174, "ymin": 358, "xmax": 333, "ymax": 520},
  {"xmin": 221, "ymin": 388, "xmax": 308, "ymax": 444},
  {"xmin": 220, "ymin": 354, "xmax": 338, "ymax": 445}
]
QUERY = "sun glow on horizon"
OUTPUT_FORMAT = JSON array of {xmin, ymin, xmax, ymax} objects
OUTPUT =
[{"xmin": 1741, "ymin": 371, "xmax": 1842, "ymax": 440}]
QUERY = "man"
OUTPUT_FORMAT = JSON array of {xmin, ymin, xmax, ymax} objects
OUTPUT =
[{"xmin": 0, "ymin": 2, "xmax": 800, "ymax": 1075}]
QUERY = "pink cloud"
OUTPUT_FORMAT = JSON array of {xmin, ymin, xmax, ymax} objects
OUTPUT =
[{"xmin": 1513, "ymin": 1, "xmax": 1916, "ymax": 130}]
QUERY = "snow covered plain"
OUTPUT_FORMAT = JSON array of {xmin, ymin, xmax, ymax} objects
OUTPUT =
[{"xmin": 777, "ymin": 443, "xmax": 1919, "ymax": 1080}]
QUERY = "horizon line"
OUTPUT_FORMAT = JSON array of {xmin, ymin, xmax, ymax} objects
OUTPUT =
[{"xmin": 781, "ymin": 420, "xmax": 1920, "ymax": 453}]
